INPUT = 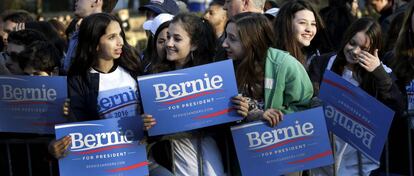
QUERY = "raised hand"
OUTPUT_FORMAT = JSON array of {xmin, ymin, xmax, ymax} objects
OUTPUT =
[{"xmin": 358, "ymin": 49, "xmax": 380, "ymax": 72}]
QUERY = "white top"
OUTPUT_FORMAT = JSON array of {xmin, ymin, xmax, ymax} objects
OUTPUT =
[{"xmin": 91, "ymin": 66, "xmax": 140, "ymax": 119}]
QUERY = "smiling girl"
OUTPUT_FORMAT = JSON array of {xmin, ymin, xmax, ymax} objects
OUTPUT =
[
  {"xmin": 142, "ymin": 13, "xmax": 223, "ymax": 176},
  {"xmin": 308, "ymin": 17, "xmax": 404, "ymax": 175},
  {"xmin": 274, "ymin": 0, "xmax": 332, "ymax": 69}
]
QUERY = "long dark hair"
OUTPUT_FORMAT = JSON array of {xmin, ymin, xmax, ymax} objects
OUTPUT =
[
  {"xmin": 151, "ymin": 13, "xmax": 216, "ymax": 73},
  {"xmin": 320, "ymin": 0, "xmax": 357, "ymax": 50},
  {"xmin": 332, "ymin": 17, "xmax": 382, "ymax": 92},
  {"xmin": 143, "ymin": 21, "xmax": 171, "ymax": 72},
  {"xmin": 229, "ymin": 13, "xmax": 275, "ymax": 99},
  {"xmin": 68, "ymin": 13, "xmax": 142, "ymax": 79},
  {"xmin": 391, "ymin": 1, "xmax": 414, "ymax": 84},
  {"xmin": 274, "ymin": 0, "xmax": 332, "ymax": 64}
]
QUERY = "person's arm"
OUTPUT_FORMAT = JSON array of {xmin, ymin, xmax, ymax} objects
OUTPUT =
[
  {"xmin": 359, "ymin": 50, "xmax": 405, "ymax": 114},
  {"xmin": 67, "ymin": 76, "xmax": 91, "ymax": 121},
  {"xmin": 270, "ymin": 57, "xmax": 313, "ymax": 114}
]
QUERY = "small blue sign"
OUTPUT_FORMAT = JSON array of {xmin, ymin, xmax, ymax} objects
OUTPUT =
[
  {"xmin": 0, "ymin": 75, "xmax": 68, "ymax": 134},
  {"xmin": 138, "ymin": 60, "xmax": 241, "ymax": 136},
  {"xmin": 319, "ymin": 70, "xmax": 394, "ymax": 164},
  {"xmin": 231, "ymin": 107, "xmax": 333, "ymax": 176},
  {"xmin": 55, "ymin": 117, "xmax": 148, "ymax": 176}
]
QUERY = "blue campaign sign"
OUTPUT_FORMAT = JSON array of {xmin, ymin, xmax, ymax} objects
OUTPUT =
[
  {"xmin": 319, "ymin": 70, "xmax": 394, "ymax": 164},
  {"xmin": 0, "ymin": 75, "xmax": 68, "ymax": 134},
  {"xmin": 55, "ymin": 117, "xmax": 148, "ymax": 176},
  {"xmin": 138, "ymin": 60, "xmax": 241, "ymax": 136},
  {"xmin": 231, "ymin": 107, "xmax": 333, "ymax": 176}
]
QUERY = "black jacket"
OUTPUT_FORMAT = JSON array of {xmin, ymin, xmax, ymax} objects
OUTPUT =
[{"xmin": 68, "ymin": 72, "xmax": 100, "ymax": 122}]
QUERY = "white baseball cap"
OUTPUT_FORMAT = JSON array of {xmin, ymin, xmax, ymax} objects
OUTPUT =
[
  {"xmin": 143, "ymin": 13, "xmax": 174, "ymax": 35},
  {"xmin": 265, "ymin": 8, "xmax": 279, "ymax": 17}
]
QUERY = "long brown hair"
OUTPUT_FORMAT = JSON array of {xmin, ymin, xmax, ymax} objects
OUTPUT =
[
  {"xmin": 274, "ymin": 0, "xmax": 332, "ymax": 65},
  {"xmin": 150, "ymin": 13, "xmax": 216, "ymax": 73},
  {"xmin": 68, "ymin": 13, "xmax": 142, "ymax": 79},
  {"xmin": 229, "ymin": 13, "xmax": 276, "ymax": 99},
  {"xmin": 391, "ymin": 1, "xmax": 414, "ymax": 84},
  {"xmin": 332, "ymin": 17, "xmax": 382, "ymax": 92}
]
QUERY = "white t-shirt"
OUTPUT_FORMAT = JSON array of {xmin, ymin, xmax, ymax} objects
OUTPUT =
[{"xmin": 91, "ymin": 66, "xmax": 140, "ymax": 119}]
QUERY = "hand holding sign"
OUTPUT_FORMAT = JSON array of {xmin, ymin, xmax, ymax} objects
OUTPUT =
[
  {"xmin": 49, "ymin": 136, "xmax": 72, "ymax": 159},
  {"xmin": 263, "ymin": 108, "xmax": 284, "ymax": 127},
  {"xmin": 62, "ymin": 98, "xmax": 70, "ymax": 117},
  {"xmin": 231, "ymin": 95, "xmax": 249, "ymax": 117},
  {"xmin": 141, "ymin": 114, "xmax": 156, "ymax": 131}
]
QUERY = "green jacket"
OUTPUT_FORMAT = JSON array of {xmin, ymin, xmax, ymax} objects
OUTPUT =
[{"xmin": 264, "ymin": 48, "xmax": 313, "ymax": 114}]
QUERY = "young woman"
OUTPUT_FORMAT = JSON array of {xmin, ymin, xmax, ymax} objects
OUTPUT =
[
  {"xmin": 274, "ymin": 0, "xmax": 332, "ymax": 69},
  {"xmin": 49, "ymin": 12, "xmax": 142, "ymax": 158},
  {"xmin": 224, "ymin": 13, "xmax": 313, "ymax": 176},
  {"xmin": 142, "ymin": 13, "xmax": 174, "ymax": 73},
  {"xmin": 308, "ymin": 17, "xmax": 404, "ymax": 175},
  {"xmin": 142, "ymin": 13, "xmax": 221, "ymax": 176},
  {"xmin": 224, "ymin": 13, "xmax": 313, "ymax": 124}
]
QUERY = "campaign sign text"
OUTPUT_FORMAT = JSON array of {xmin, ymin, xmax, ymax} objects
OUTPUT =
[
  {"xmin": 319, "ymin": 70, "xmax": 394, "ymax": 164},
  {"xmin": 138, "ymin": 60, "xmax": 240, "ymax": 136},
  {"xmin": 0, "ymin": 76, "xmax": 67, "ymax": 134},
  {"xmin": 231, "ymin": 107, "xmax": 333, "ymax": 176},
  {"xmin": 55, "ymin": 117, "xmax": 148, "ymax": 176}
]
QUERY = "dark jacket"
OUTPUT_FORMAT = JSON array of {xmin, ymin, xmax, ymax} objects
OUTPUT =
[
  {"xmin": 68, "ymin": 72, "xmax": 100, "ymax": 121},
  {"xmin": 309, "ymin": 53, "xmax": 413, "ymax": 175}
]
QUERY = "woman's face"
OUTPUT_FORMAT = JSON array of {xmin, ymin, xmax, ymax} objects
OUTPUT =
[
  {"xmin": 292, "ymin": 9, "xmax": 317, "ymax": 47},
  {"xmin": 166, "ymin": 22, "xmax": 193, "ymax": 66},
  {"xmin": 343, "ymin": 31, "xmax": 370, "ymax": 64},
  {"xmin": 156, "ymin": 28, "xmax": 168, "ymax": 59},
  {"xmin": 97, "ymin": 21, "xmax": 124, "ymax": 61},
  {"xmin": 222, "ymin": 22, "xmax": 244, "ymax": 60},
  {"xmin": 351, "ymin": 0, "xmax": 359, "ymax": 16}
]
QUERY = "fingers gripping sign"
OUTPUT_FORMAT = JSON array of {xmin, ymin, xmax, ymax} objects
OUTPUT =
[
  {"xmin": 49, "ymin": 135, "xmax": 72, "ymax": 159},
  {"xmin": 141, "ymin": 114, "xmax": 156, "ymax": 131},
  {"xmin": 263, "ymin": 108, "xmax": 284, "ymax": 127},
  {"xmin": 232, "ymin": 95, "xmax": 249, "ymax": 117}
]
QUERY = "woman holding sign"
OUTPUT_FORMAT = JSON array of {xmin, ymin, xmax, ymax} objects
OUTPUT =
[
  {"xmin": 224, "ymin": 13, "xmax": 313, "ymax": 126},
  {"xmin": 308, "ymin": 18, "xmax": 404, "ymax": 175},
  {"xmin": 142, "ymin": 13, "xmax": 225, "ymax": 176},
  {"xmin": 49, "ymin": 13, "xmax": 142, "ymax": 158},
  {"xmin": 223, "ymin": 13, "xmax": 314, "ymax": 176}
]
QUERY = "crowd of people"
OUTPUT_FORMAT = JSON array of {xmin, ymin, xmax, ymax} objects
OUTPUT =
[{"xmin": 0, "ymin": 0, "xmax": 413, "ymax": 175}]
